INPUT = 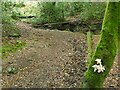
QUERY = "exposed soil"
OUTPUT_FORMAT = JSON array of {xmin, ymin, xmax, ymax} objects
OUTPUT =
[{"xmin": 2, "ymin": 21, "xmax": 119, "ymax": 88}]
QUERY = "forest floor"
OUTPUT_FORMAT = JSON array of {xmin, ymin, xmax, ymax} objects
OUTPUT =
[{"xmin": 2, "ymin": 21, "xmax": 119, "ymax": 88}]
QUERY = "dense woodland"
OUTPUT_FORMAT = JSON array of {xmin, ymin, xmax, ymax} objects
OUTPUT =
[
  {"xmin": 2, "ymin": 2, "xmax": 106, "ymax": 36},
  {"xmin": 1, "ymin": 1, "xmax": 119, "ymax": 89},
  {"xmin": 2, "ymin": 1, "xmax": 106, "ymax": 55}
]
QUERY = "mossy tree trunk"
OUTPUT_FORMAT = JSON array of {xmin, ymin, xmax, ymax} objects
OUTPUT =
[
  {"xmin": 118, "ymin": 2, "xmax": 120, "ymax": 53},
  {"xmin": 118, "ymin": 2, "xmax": 120, "ymax": 81},
  {"xmin": 86, "ymin": 31, "xmax": 93, "ymax": 67},
  {"xmin": 81, "ymin": 2, "xmax": 118, "ymax": 88}
]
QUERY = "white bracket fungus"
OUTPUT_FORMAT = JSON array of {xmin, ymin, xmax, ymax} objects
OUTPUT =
[{"xmin": 92, "ymin": 59, "xmax": 105, "ymax": 73}]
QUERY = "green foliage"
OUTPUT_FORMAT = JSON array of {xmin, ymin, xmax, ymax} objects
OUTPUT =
[
  {"xmin": 2, "ymin": 1, "xmax": 13, "ymax": 12},
  {"xmin": 1, "ymin": 1, "xmax": 26, "ymax": 59},
  {"xmin": 13, "ymin": 2, "xmax": 25, "ymax": 7},
  {"xmin": 2, "ymin": 2, "xmax": 15, "ymax": 24},
  {"xmin": 2, "ymin": 1, "xmax": 22, "ymax": 37},
  {"xmin": 2, "ymin": 13, "xmax": 15, "ymax": 24},
  {"xmin": 11, "ymin": 11, "xmax": 21, "ymax": 20},
  {"xmin": 2, "ymin": 1, "xmax": 106, "ymax": 33},
  {"xmin": 80, "ymin": 2, "xmax": 106, "ymax": 21},
  {"xmin": 65, "ymin": 2, "xmax": 83, "ymax": 16},
  {"xmin": 1, "ymin": 40, "xmax": 26, "ymax": 58},
  {"xmin": 30, "ymin": 2, "xmax": 105, "ymax": 26},
  {"xmin": 34, "ymin": 2, "xmax": 65, "ymax": 24}
]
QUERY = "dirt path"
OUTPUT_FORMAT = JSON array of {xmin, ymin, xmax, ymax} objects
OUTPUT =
[{"xmin": 2, "ymin": 21, "xmax": 119, "ymax": 88}]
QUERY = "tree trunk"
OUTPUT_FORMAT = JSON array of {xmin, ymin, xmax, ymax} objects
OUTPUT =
[
  {"xmin": 118, "ymin": 2, "xmax": 120, "ymax": 52},
  {"xmin": 118, "ymin": 2, "xmax": 120, "ymax": 84},
  {"xmin": 86, "ymin": 31, "xmax": 93, "ymax": 67},
  {"xmin": 81, "ymin": 2, "xmax": 118, "ymax": 88}
]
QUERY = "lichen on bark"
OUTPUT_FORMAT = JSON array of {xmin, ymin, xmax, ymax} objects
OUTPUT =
[{"xmin": 81, "ymin": 2, "xmax": 118, "ymax": 88}]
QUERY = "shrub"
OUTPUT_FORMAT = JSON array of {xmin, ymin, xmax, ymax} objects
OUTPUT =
[
  {"xmin": 2, "ymin": 1, "xmax": 21, "ymax": 37},
  {"xmin": 35, "ymin": 2, "xmax": 65, "ymax": 24},
  {"xmin": 80, "ymin": 2, "xmax": 106, "ymax": 21}
]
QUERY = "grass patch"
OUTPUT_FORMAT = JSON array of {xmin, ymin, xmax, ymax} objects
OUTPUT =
[{"xmin": 1, "ymin": 40, "xmax": 26, "ymax": 58}]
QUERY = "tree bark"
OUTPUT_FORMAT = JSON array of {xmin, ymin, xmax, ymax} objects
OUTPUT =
[
  {"xmin": 118, "ymin": 1, "xmax": 120, "ymax": 53},
  {"xmin": 86, "ymin": 31, "xmax": 93, "ymax": 67},
  {"xmin": 81, "ymin": 2, "xmax": 118, "ymax": 88}
]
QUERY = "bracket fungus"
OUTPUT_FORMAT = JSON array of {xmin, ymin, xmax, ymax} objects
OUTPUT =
[{"xmin": 92, "ymin": 59, "xmax": 105, "ymax": 73}]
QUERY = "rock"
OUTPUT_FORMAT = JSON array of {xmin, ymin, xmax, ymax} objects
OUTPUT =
[{"xmin": 6, "ymin": 66, "xmax": 18, "ymax": 75}]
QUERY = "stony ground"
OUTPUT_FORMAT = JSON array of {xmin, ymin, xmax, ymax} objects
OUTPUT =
[{"xmin": 2, "ymin": 21, "xmax": 119, "ymax": 88}]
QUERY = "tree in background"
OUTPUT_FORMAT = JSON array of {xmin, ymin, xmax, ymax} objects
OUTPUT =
[
  {"xmin": 80, "ymin": 2, "xmax": 106, "ymax": 21},
  {"xmin": 81, "ymin": 2, "xmax": 118, "ymax": 88},
  {"xmin": 118, "ymin": 2, "xmax": 120, "ymax": 74},
  {"xmin": 35, "ymin": 2, "xmax": 65, "ymax": 24},
  {"xmin": 31, "ymin": 2, "xmax": 106, "ymax": 27}
]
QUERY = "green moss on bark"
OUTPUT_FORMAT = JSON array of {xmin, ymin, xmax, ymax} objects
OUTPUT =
[
  {"xmin": 118, "ymin": 1, "xmax": 120, "ymax": 53},
  {"xmin": 86, "ymin": 31, "xmax": 93, "ymax": 67},
  {"xmin": 81, "ymin": 2, "xmax": 118, "ymax": 88}
]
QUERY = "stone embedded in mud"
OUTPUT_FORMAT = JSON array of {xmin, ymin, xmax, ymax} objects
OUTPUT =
[{"xmin": 6, "ymin": 66, "xmax": 18, "ymax": 75}]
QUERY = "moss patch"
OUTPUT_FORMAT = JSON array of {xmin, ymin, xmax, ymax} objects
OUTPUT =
[{"xmin": 1, "ymin": 40, "xmax": 26, "ymax": 58}]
